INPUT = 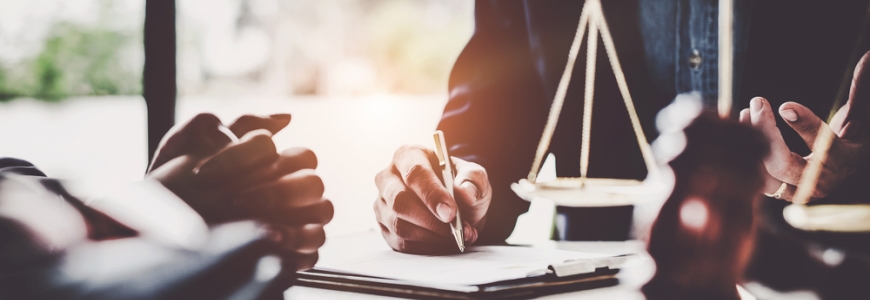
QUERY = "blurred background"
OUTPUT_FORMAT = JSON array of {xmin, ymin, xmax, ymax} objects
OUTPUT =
[{"xmin": 0, "ymin": 0, "xmax": 473, "ymax": 236}]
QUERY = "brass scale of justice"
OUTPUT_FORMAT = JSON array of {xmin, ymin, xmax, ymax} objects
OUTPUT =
[
  {"xmin": 511, "ymin": 0, "xmax": 732, "ymax": 207},
  {"xmin": 511, "ymin": 0, "xmax": 870, "ymax": 234}
]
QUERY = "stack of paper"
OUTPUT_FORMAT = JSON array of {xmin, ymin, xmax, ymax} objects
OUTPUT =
[{"xmin": 310, "ymin": 231, "xmax": 628, "ymax": 293}]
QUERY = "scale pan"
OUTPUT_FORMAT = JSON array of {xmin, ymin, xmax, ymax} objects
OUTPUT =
[{"xmin": 511, "ymin": 177, "xmax": 667, "ymax": 207}]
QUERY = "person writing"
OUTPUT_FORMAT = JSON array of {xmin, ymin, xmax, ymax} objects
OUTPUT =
[{"xmin": 374, "ymin": 0, "xmax": 870, "ymax": 297}]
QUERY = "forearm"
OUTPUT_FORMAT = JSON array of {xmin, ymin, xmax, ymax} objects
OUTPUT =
[{"xmin": 437, "ymin": 1, "xmax": 549, "ymax": 244}]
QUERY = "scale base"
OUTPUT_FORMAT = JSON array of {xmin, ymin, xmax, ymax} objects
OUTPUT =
[{"xmin": 511, "ymin": 177, "xmax": 665, "ymax": 207}]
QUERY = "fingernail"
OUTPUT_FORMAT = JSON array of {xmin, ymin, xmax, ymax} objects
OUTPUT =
[
  {"xmin": 780, "ymin": 108, "xmax": 799, "ymax": 122},
  {"xmin": 436, "ymin": 203, "xmax": 454, "ymax": 222},
  {"xmin": 270, "ymin": 114, "xmax": 292, "ymax": 121},
  {"xmin": 750, "ymin": 98, "xmax": 763, "ymax": 112}
]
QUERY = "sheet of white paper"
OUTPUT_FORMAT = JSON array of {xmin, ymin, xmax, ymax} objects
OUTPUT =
[{"xmin": 315, "ymin": 230, "xmax": 615, "ymax": 290}]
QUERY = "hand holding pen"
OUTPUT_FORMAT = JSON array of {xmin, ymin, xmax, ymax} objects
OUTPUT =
[{"xmin": 374, "ymin": 132, "xmax": 492, "ymax": 254}]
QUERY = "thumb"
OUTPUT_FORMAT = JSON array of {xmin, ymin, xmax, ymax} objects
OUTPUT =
[
  {"xmin": 228, "ymin": 114, "xmax": 292, "ymax": 137},
  {"xmin": 846, "ymin": 51, "xmax": 870, "ymax": 119},
  {"xmin": 148, "ymin": 114, "xmax": 234, "ymax": 172},
  {"xmin": 837, "ymin": 51, "xmax": 870, "ymax": 139},
  {"xmin": 749, "ymin": 98, "xmax": 806, "ymax": 184}
]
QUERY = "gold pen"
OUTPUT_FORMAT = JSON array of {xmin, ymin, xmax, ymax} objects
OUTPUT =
[{"xmin": 433, "ymin": 130, "xmax": 465, "ymax": 252}]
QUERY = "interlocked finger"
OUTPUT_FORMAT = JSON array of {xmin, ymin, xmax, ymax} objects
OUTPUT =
[{"xmin": 195, "ymin": 130, "xmax": 278, "ymax": 185}]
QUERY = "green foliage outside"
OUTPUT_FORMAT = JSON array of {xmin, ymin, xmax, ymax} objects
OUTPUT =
[
  {"xmin": 0, "ymin": 22, "xmax": 142, "ymax": 102},
  {"xmin": 365, "ymin": 0, "xmax": 471, "ymax": 94}
]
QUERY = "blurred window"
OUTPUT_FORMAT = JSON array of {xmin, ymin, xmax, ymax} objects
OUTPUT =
[
  {"xmin": 0, "ymin": 0, "xmax": 144, "ymax": 102},
  {"xmin": 177, "ymin": 0, "xmax": 473, "ymax": 97},
  {"xmin": 0, "ymin": 0, "xmax": 472, "ymax": 102}
]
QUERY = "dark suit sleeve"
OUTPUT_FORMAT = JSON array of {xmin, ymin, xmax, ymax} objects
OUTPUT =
[
  {"xmin": 437, "ymin": 1, "xmax": 550, "ymax": 244},
  {"xmin": 0, "ymin": 158, "xmax": 46, "ymax": 177}
]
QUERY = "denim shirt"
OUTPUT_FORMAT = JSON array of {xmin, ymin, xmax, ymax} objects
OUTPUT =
[{"xmin": 639, "ymin": 0, "xmax": 749, "ymax": 109}]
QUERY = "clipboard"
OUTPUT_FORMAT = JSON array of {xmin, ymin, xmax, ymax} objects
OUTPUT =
[
  {"xmin": 297, "ymin": 267, "xmax": 620, "ymax": 300},
  {"xmin": 296, "ymin": 231, "xmax": 631, "ymax": 299}
]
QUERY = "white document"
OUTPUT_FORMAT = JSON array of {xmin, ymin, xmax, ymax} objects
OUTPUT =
[{"xmin": 314, "ymin": 230, "xmax": 621, "ymax": 292}]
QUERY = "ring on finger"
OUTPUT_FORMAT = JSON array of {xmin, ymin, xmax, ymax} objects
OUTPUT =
[{"xmin": 764, "ymin": 182, "xmax": 788, "ymax": 199}]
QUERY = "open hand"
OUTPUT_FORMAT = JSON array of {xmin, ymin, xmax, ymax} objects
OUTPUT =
[{"xmin": 740, "ymin": 51, "xmax": 870, "ymax": 201}]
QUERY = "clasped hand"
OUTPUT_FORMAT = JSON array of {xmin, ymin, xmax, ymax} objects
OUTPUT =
[{"xmin": 147, "ymin": 113, "xmax": 333, "ymax": 270}]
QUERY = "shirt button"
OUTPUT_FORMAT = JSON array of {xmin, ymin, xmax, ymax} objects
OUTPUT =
[{"xmin": 689, "ymin": 49, "xmax": 702, "ymax": 69}]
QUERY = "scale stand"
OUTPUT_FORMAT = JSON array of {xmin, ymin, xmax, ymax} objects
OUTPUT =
[{"xmin": 511, "ymin": 0, "xmax": 666, "ymax": 208}]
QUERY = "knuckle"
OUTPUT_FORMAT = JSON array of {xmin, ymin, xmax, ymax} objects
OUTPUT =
[
  {"xmin": 283, "ymin": 147, "xmax": 317, "ymax": 168},
  {"xmin": 375, "ymin": 204, "xmax": 396, "ymax": 227},
  {"xmin": 373, "ymin": 197, "xmax": 382, "ymax": 214},
  {"xmin": 232, "ymin": 114, "xmax": 258, "ymax": 125},
  {"xmin": 770, "ymin": 164, "xmax": 789, "ymax": 178},
  {"xmin": 396, "ymin": 239, "xmax": 408, "ymax": 252},
  {"xmin": 396, "ymin": 144, "xmax": 425, "ymax": 156},
  {"xmin": 417, "ymin": 183, "xmax": 439, "ymax": 205},
  {"xmin": 390, "ymin": 214, "xmax": 401, "ymax": 233},
  {"xmin": 374, "ymin": 198, "xmax": 391, "ymax": 222},
  {"xmin": 191, "ymin": 113, "xmax": 221, "ymax": 126},
  {"xmin": 393, "ymin": 220, "xmax": 411, "ymax": 239},
  {"xmin": 390, "ymin": 191, "xmax": 413, "ymax": 212},
  {"xmin": 378, "ymin": 222, "xmax": 389, "ymax": 235},
  {"xmin": 302, "ymin": 173, "xmax": 325, "ymax": 196},
  {"xmin": 305, "ymin": 149, "xmax": 318, "ymax": 168},
  {"xmin": 403, "ymin": 163, "xmax": 431, "ymax": 184},
  {"xmin": 385, "ymin": 235, "xmax": 404, "ymax": 252},
  {"xmin": 466, "ymin": 167, "xmax": 488, "ymax": 181},
  {"xmin": 289, "ymin": 170, "xmax": 324, "ymax": 198},
  {"xmin": 230, "ymin": 114, "xmax": 261, "ymax": 130},
  {"xmin": 249, "ymin": 132, "xmax": 276, "ymax": 148},
  {"xmin": 425, "ymin": 219, "xmax": 446, "ymax": 234},
  {"xmin": 311, "ymin": 228, "xmax": 326, "ymax": 249},
  {"xmin": 319, "ymin": 200, "xmax": 335, "ymax": 223},
  {"xmin": 456, "ymin": 163, "xmax": 488, "ymax": 186},
  {"xmin": 375, "ymin": 168, "xmax": 394, "ymax": 186}
]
